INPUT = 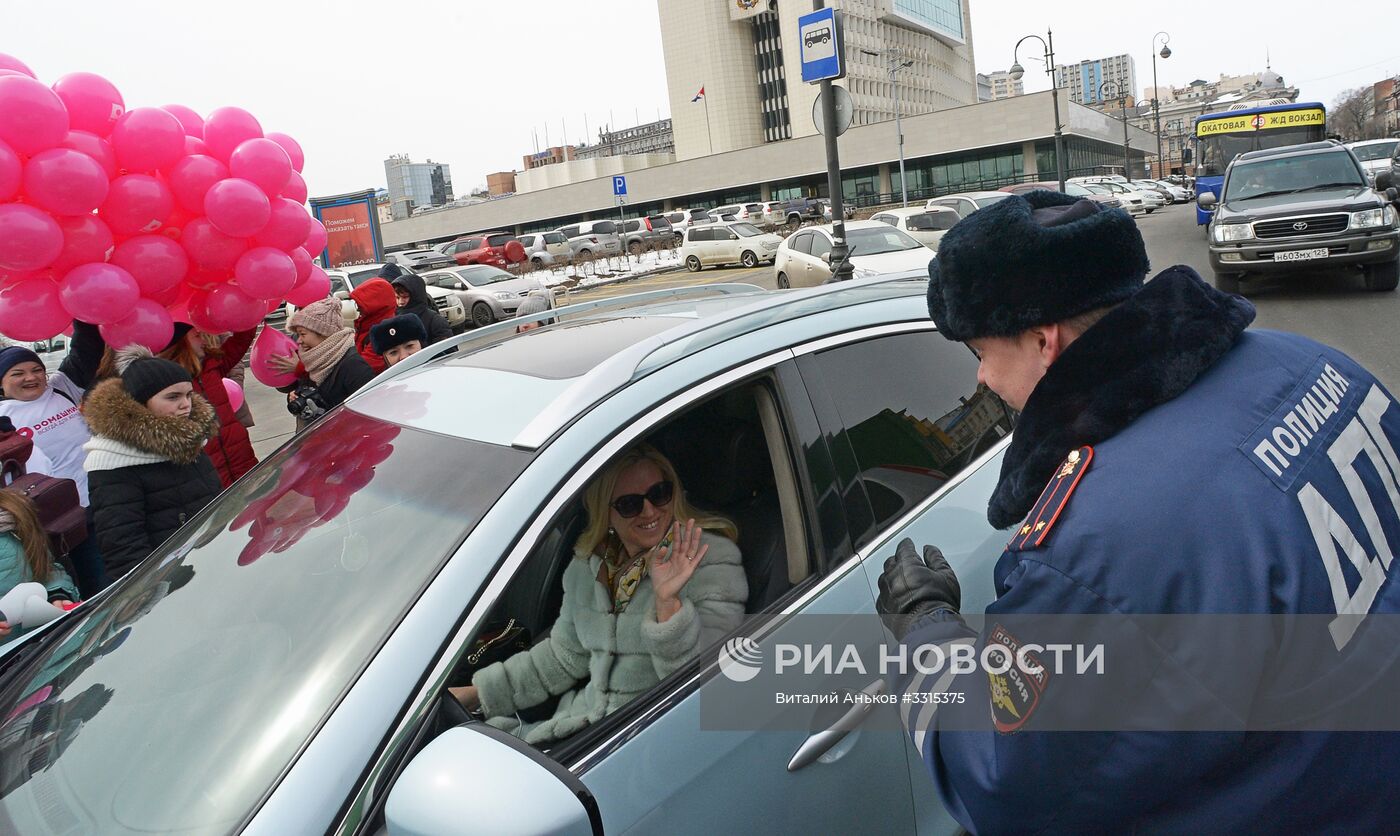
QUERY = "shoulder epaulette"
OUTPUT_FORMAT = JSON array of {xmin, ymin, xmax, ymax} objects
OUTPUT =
[{"xmin": 1007, "ymin": 445, "xmax": 1094, "ymax": 552}]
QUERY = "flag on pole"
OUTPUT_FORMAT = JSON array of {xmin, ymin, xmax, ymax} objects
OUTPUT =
[{"xmin": 692, "ymin": 87, "xmax": 705, "ymax": 103}]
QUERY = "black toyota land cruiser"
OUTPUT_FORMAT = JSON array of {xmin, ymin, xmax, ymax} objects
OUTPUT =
[{"xmin": 1200, "ymin": 140, "xmax": 1399, "ymax": 294}]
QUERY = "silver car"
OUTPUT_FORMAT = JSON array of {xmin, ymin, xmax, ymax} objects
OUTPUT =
[
  {"xmin": 517, "ymin": 231, "xmax": 572, "ymax": 266},
  {"xmin": 618, "ymin": 216, "xmax": 676, "ymax": 254},
  {"xmin": 555, "ymin": 220, "xmax": 622, "ymax": 259},
  {"xmin": 0, "ymin": 275, "xmax": 1014, "ymax": 835},
  {"xmin": 422, "ymin": 264, "xmax": 549, "ymax": 328}
]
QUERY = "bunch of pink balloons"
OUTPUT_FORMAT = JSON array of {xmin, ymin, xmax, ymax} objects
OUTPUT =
[{"xmin": 0, "ymin": 54, "xmax": 330, "ymax": 349}]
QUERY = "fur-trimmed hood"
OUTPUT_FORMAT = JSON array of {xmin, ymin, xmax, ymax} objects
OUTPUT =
[
  {"xmin": 82, "ymin": 378, "xmax": 217, "ymax": 466},
  {"xmin": 987, "ymin": 265, "xmax": 1256, "ymax": 529}
]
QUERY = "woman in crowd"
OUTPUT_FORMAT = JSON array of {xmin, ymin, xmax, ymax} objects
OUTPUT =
[
  {"xmin": 348, "ymin": 278, "xmax": 399, "ymax": 373},
  {"xmin": 268, "ymin": 298, "xmax": 376, "ymax": 428},
  {"xmin": 160, "ymin": 327, "xmax": 258, "ymax": 488},
  {"xmin": 450, "ymin": 444, "xmax": 747, "ymax": 745},
  {"xmin": 82, "ymin": 349, "xmax": 222, "ymax": 581},
  {"xmin": 0, "ymin": 491, "xmax": 79, "ymax": 644},
  {"xmin": 0, "ymin": 322, "xmax": 108, "ymax": 596},
  {"xmin": 389, "ymin": 273, "xmax": 453, "ymax": 345}
]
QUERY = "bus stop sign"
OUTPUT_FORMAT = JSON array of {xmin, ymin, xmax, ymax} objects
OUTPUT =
[{"xmin": 798, "ymin": 7, "xmax": 844, "ymax": 83}]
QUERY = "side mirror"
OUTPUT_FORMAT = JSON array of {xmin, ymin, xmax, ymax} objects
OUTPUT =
[
  {"xmin": 1196, "ymin": 192, "xmax": 1218, "ymax": 210},
  {"xmin": 385, "ymin": 725, "xmax": 602, "ymax": 836},
  {"xmin": 821, "ymin": 252, "xmax": 833, "ymax": 264},
  {"xmin": 1375, "ymin": 170, "xmax": 1394, "ymax": 191}
]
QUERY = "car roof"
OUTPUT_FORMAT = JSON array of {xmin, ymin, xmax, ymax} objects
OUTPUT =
[
  {"xmin": 1236, "ymin": 140, "xmax": 1346, "ymax": 162},
  {"xmin": 349, "ymin": 275, "xmax": 930, "ymax": 448},
  {"xmin": 935, "ymin": 191, "xmax": 1007, "ymax": 200},
  {"xmin": 1346, "ymin": 139, "xmax": 1398, "ymax": 147},
  {"xmin": 876, "ymin": 207, "xmax": 954, "ymax": 217}
]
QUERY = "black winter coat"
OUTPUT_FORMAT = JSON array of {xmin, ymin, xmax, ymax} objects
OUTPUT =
[
  {"xmin": 391, "ymin": 274, "xmax": 453, "ymax": 345},
  {"xmin": 316, "ymin": 347, "xmax": 376, "ymax": 410},
  {"xmin": 82, "ymin": 379, "xmax": 222, "ymax": 579}
]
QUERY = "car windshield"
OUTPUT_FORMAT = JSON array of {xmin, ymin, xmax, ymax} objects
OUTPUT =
[
  {"xmin": 1352, "ymin": 141, "xmax": 1399, "ymax": 161},
  {"xmin": 1082, "ymin": 184, "xmax": 1110, "ymax": 194},
  {"xmin": 848, "ymin": 226, "xmax": 926, "ymax": 254},
  {"xmin": 906, "ymin": 212, "xmax": 958, "ymax": 231},
  {"xmin": 731, "ymin": 222, "xmax": 764, "ymax": 237},
  {"xmin": 486, "ymin": 234, "xmax": 514, "ymax": 247},
  {"xmin": 1063, "ymin": 184, "xmax": 1092, "ymax": 197},
  {"xmin": 402, "ymin": 250, "xmax": 438, "ymax": 258},
  {"xmin": 455, "ymin": 265, "xmax": 515, "ymax": 286},
  {"xmin": 345, "ymin": 266, "xmax": 383, "ymax": 286},
  {"xmin": 1225, "ymin": 152, "xmax": 1366, "ymax": 200},
  {"xmin": 0, "ymin": 409, "xmax": 531, "ymax": 834},
  {"xmin": 588, "ymin": 221, "xmax": 617, "ymax": 235},
  {"xmin": 973, "ymin": 194, "xmax": 1011, "ymax": 208}
]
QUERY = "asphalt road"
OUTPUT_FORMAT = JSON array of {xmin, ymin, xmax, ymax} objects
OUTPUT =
[{"xmin": 247, "ymin": 203, "xmax": 1400, "ymax": 458}]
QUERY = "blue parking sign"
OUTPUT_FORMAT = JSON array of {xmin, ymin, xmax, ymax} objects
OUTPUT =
[
  {"xmin": 798, "ymin": 7, "xmax": 843, "ymax": 83},
  {"xmin": 612, "ymin": 175, "xmax": 627, "ymax": 196}
]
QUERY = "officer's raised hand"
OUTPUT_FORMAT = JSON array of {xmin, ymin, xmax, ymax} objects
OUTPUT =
[{"xmin": 877, "ymin": 538, "xmax": 961, "ymax": 639}]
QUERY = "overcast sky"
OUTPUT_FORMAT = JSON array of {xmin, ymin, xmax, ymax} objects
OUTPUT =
[{"xmin": 7, "ymin": 0, "xmax": 1396, "ymax": 198}]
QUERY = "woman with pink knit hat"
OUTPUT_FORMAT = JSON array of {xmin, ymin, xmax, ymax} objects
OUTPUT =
[{"xmin": 270, "ymin": 298, "xmax": 375, "ymax": 428}]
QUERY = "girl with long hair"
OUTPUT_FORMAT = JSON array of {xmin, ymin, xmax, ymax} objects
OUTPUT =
[{"xmin": 0, "ymin": 491, "xmax": 79, "ymax": 642}]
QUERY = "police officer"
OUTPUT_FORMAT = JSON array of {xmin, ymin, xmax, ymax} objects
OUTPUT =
[{"xmin": 878, "ymin": 189, "xmax": 1400, "ymax": 833}]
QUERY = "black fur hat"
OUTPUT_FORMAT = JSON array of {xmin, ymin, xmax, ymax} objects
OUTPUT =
[
  {"xmin": 927, "ymin": 190, "xmax": 1150, "ymax": 341},
  {"xmin": 369, "ymin": 314, "xmax": 427, "ymax": 356}
]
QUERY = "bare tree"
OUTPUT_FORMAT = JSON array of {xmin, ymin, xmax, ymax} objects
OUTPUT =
[{"xmin": 1332, "ymin": 87, "xmax": 1384, "ymax": 141}]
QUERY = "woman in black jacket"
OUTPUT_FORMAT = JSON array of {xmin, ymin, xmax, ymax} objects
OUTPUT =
[
  {"xmin": 81, "ymin": 350, "xmax": 222, "ymax": 580},
  {"xmin": 390, "ymin": 273, "xmax": 453, "ymax": 345},
  {"xmin": 268, "ymin": 297, "xmax": 376, "ymax": 429}
]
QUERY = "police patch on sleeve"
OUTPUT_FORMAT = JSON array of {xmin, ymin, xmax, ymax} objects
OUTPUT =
[
  {"xmin": 986, "ymin": 624, "xmax": 1049, "ymax": 734},
  {"xmin": 1007, "ymin": 445, "xmax": 1093, "ymax": 551}
]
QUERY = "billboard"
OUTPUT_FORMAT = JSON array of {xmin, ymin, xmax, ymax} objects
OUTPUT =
[{"xmin": 309, "ymin": 189, "xmax": 383, "ymax": 268}]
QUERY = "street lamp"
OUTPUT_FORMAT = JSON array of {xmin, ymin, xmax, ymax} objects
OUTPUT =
[
  {"xmin": 862, "ymin": 48, "xmax": 916, "ymax": 206},
  {"xmin": 1010, "ymin": 29, "xmax": 1065, "ymax": 191},
  {"xmin": 1151, "ymin": 31, "xmax": 1172, "ymax": 179},
  {"xmin": 1099, "ymin": 79, "xmax": 1132, "ymax": 182}
]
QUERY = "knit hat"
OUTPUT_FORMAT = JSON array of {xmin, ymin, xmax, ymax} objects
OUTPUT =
[
  {"xmin": 0, "ymin": 346, "xmax": 43, "ymax": 379},
  {"xmin": 514, "ymin": 291, "xmax": 553, "ymax": 320},
  {"xmin": 926, "ymin": 190, "xmax": 1150, "ymax": 342},
  {"xmin": 288, "ymin": 298, "xmax": 347, "ymax": 337},
  {"xmin": 161, "ymin": 322, "xmax": 194, "ymax": 352},
  {"xmin": 115, "ymin": 345, "xmax": 192, "ymax": 404},
  {"xmin": 369, "ymin": 314, "xmax": 427, "ymax": 355},
  {"xmin": 377, "ymin": 262, "xmax": 405, "ymax": 280}
]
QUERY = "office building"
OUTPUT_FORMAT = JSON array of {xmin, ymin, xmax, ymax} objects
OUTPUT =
[
  {"xmin": 486, "ymin": 171, "xmax": 517, "ymax": 197},
  {"xmin": 577, "ymin": 119, "xmax": 676, "ymax": 159},
  {"xmin": 657, "ymin": 0, "xmax": 978, "ymax": 160},
  {"xmin": 977, "ymin": 73, "xmax": 992, "ymax": 102},
  {"xmin": 522, "ymin": 146, "xmax": 577, "ymax": 170},
  {"xmin": 985, "ymin": 69, "xmax": 1023, "ymax": 100},
  {"xmin": 383, "ymin": 155, "xmax": 453, "ymax": 221},
  {"xmin": 1054, "ymin": 54, "xmax": 1137, "ymax": 106}
]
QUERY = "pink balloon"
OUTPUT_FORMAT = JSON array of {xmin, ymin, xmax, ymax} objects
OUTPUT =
[
  {"xmin": 180, "ymin": 217, "xmax": 247, "ymax": 271},
  {"xmin": 201, "ymin": 282, "xmax": 264, "ymax": 331},
  {"xmin": 51, "ymin": 72, "xmax": 125, "ymax": 138},
  {"xmin": 222, "ymin": 377, "xmax": 245, "ymax": 412},
  {"xmin": 184, "ymin": 290, "xmax": 220, "ymax": 332},
  {"xmin": 59, "ymin": 262, "xmax": 139, "ymax": 324},
  {"xmin": 167, "ymin": 154, "xmax": 229, "ymax": 215},
  {"xmin": 51, "ymin": 215, "xmax": 115, "ymax": 276},
  {"xmin": 99, "ymin": 298, "xmax": 175, "ymax": 353},
  {"xmin": 184, "ymin": 266, "xmax": 229, "ymax": 291},
  {"xmin": 280, "ymin": 169, "xmax": 308, "ymax": 204},
  {"xmin": 228, "ymin": 138, "xmax": 292, "ymax": 198},
  {"xmin": 110, "ymin": 234, "xmax": 189, "ymax": 295},
  {"xmin": 59, "ymin": 130, "xmax": 117, "ymax": 179},
  {"xmin": 110, "ymin": 107, "xmax": 185, "ymax": 173},
  {"xmin": 0, "ymin": 75, "xmax": 69, "ymax": 155},
  {"xmin": 253, "ymin": 198, "xmax": 312, "ymax": 252},
  {"xmin": 0, "ymin": 278, "xmax": 69, "ymax": 341},
  {"xmin": 289, "ymin": 246, "xmax": 312, "ymax": 282},
  {"xmin": 205, "ymin": 177, "xmax": 270, "ymax": 238},
  {"xmin": 250, "ymin": 324, "xmax": 299, "ymax": 387},
  {"xmin": 162, "ymin": 104, "xmax": 204, "ymax": 138},
  {"xmin": 202, "ymin": 106, "xmax": 262, "ymax": 162},
  {"xmin": 0, "ymin": 138, "xmax": 19, "ymax": 202},
  {"xmin": 99, "ymin": 173, "xmax": 174, "ymax": 237},
  {"xmin": 22, "ymin": 148, "xmax": 110, "ymax": 216},
  {"xmin": 285, "ymin": 264, "xmax": 330, "ymax": 307},
  {"xmin": 302, "ymin": 217, "xmax": 328, "ymax": 256},
  {"xmin": 183, "ymin": 135, "xmax": 209, "ymax": 157},
  {"xmin": 0, "ymin": 204, "xmax": 63, "ymax": 271},
  {"xmin": 233, "ymin": 246, "xmax": 296, "ymax": 298},
  {"xmin": 0, "ymin": 54, "xmax": 35, "ymax": 78},
  {"xmin": 264, "ymin": 132, "xmax": 304, "ymax": 174}
]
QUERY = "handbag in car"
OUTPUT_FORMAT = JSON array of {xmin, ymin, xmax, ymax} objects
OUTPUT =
[{"xmin": 447, "ymin": 617, "xmax": 530, "ymax": 687}]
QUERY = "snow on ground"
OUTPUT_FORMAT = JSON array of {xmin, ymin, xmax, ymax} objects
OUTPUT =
[{"xmin": 530, "ymin": 249, "xmax": 683, "ymax": 289}]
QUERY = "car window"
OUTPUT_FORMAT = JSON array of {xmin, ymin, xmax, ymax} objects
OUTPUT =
[
  {"xmin": 423, "ymin": 272, "xmax": 465, "ymax": 290},
  {"xmin": 802, "ymin": 331, "xmax": 1014, "ymax": 544},
  {"xmin": 790, "ymin": 231, "xmax": 814, "ymax": 255},
  {"xmin": 1224, "ymin": 151, "xmax": 1366, "ymax": 200},
  {"xmin": 588, "ymin": 221, "xmax": 618, "ymax": 235},
  {"xmin": 871, "ymin": 214, "xmax": 894, "ymax": 225},
  {"xmin": 518, "ymin": 235, "xmax": 536, "ymax": 247},
  {"xmin": 1351, "ymin": 141, "xmax": 1398, "ymax": 162},
  {"xmin": 455, "ymin": 265, "xmax": 515, "ymax": 285},
  {"xmin": 327, "ymin": 275, "xmax": 348, "ymax": 296},
  {"xmin": 544, "ymin": 232, "xmax": 567, "ymax": 245},
  {"xmin": 906, "ymin": 211, "xmax": 958, "ymax": 231},
  {"xmin": 559, "ymin": 226, "xmax": 580, "ymax": 239},
  {"xmin": 487, "ymin": 234, "xmax": 514, "ymax": 248},
  {"xmin": 809, "ymin": 233, "xmax": 832, "ymax": 260},
  {"xmin": 846, "ymin": 226, "xmax": 924, "ymax": 254},
  {"xmin": 731, "ymin": 223, "xmax": 763, "ymax": 237}
]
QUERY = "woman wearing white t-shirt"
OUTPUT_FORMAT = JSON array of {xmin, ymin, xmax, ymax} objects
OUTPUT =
[{"xmin": 0, "ymin": 322, "xmax": 108, "ymax": 595}]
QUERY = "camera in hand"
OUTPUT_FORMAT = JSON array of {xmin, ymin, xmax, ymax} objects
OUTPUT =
[{"xmin": 286, "ymin": 381, "xmax": 327, "ymax": 421}]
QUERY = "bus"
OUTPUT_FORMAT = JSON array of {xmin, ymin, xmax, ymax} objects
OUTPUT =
[{"xmin": 1193, "ymin": 101, "xmax": 1327, "ymax": 223}]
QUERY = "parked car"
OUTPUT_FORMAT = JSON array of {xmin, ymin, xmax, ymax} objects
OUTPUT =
[
  {"xmin": 777, "ymin": 197, "xmax": 826, "ymax": 229},
  {"xmin": 444, "ymin": 232, "xmax": 526, "ymax": 269},
  {"xmin": 516, "ymin": 231, "xmax": 572, "ymax": 266},
  {"xmin": 555, "ymin": 220, "xmax": 623, "ymax": 259},
  {"xmin": 924, "ymin": 191, "xmax": 1012, "ymax": 218},
  {"xmin": 680, "ymin": 221, "xmax": 784, "ymax": 270},
  {"xmin": 420, "ymin": 264, "xmax": 550, "ymax": 328},
  {"xmin": 1081, "ymin": 181, "xmax": 1146, "ymax": 216},
  {"xmin": 868, "ymin": 206, "xmax": 961, "ymax": 248},
  {"xmin": 1121, "ymin": 182, "xmax": 1166, "ymax": 211},
  {"xmin": 1346, "ymin": 139, "xmax": 1400, "ymax": 184},
  {"xmin": 0, "ymin": 274, "xmax": 1017, "ymax": 836},
  {"xmin": 618, "ymin": 216, "xmax": 676, "ymax": 254},
  {"xmin": 385, "ymin": 249, "xmax": 456, "ymax": 272},
  {"xmin": 774, "ymin": 219, "xmax": 935, "ymax": 287},
  {"xmin": 25, "ymin": 337, "xmax": 70, "ymax": 373},
  {"xmin": 1138, "ymin": 178, "xmax": 1192, "ymax": 202},
  {"xmin": 1000, "ymin": 181, "xmax": 1123, "ymax": 210},
  {"xmin": 758, "ymin": 200, "xmax": 787, "ymax": 229},
  {"xmin": 823, "ymin": 201, "xmax": 856, "ymax": 222},
  {"xmin": 1202, "ymin": 140, "xmax": 1399, "ymax": 293},
  {"xmin": 288, "ymin": 262, "xmax": 467, "ymax": 331},
  {"xmin": 711, "ymin": 203, "xmax": 766, "ymax": 224}
]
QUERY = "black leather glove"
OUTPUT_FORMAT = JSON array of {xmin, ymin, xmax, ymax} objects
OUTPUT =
[{"xmin": 877, "ymin": 538, "xmax": 961, "ymax": 638}]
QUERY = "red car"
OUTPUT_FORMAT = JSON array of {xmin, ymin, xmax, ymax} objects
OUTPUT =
[{"xmin": 444, "ymin": 232, "xmax": 526, "ymax": 268}]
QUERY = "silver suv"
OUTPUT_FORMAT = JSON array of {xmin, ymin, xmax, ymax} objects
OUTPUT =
[
  {"xmin": 554, "ymin": 220, "xmax": 622, "ymax": 259},
  {"xmin": 517, "ymin": 231, "xmax": 571, "ymax": 266},
  {"xmin": 618, "ymin": 216, "xmax": 675, "ymax": 254}
]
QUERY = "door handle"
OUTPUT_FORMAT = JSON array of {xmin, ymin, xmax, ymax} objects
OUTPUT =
[{"xmin": 787, "ymin": 678, "xmax": 886, "ymax": 772}]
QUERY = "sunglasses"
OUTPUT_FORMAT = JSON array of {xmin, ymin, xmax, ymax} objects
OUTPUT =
[{"xmin": 610, "ymin": 480, "xmax": 675, "ymax": 519}]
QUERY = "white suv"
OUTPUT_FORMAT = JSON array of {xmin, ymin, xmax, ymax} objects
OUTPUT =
[{"xmin": 680, "ymin": 221, "xmax": 783, "ymax": 270}]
